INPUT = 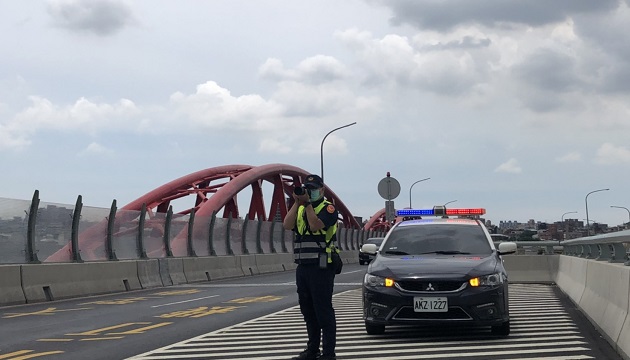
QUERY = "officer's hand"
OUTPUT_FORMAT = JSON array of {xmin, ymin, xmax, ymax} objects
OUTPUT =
[{"xmin": 293, "ymin": 192, "xmax": 309, "ymax": 204}]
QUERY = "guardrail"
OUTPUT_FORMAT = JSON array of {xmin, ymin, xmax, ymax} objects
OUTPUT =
[
  {"xmin": 561, "ymin": 230, "xmax": 630, "ymax": 265},
  {"xmin": 0, "ymin": 191, "xmax": 384, "ymax": 264}
]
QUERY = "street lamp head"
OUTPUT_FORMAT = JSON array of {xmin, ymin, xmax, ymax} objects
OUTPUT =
[
  {"xmin": 320, "ymin": 122, "xmax": 357, "ymax": 182},
  {"xmin": 408, "ymin": 177, "xmax": 431, "ymax": 208},
  {"xmin": 585, "ymin": 188, "xmax": 610, "ymax": 236}
]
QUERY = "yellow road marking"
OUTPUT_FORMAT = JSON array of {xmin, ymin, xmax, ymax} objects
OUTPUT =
[
  {"xmin": 65, "ymin": 322, "xmax": 149, "ymax": 336},
  {"xmin": 37, "ymin": 339, "xmax": 74, "ymax": 342},
  {"xmin": 107, "ymin": 322, "xmax": 172, "ymax": 335},
  {"xmin": 157, "ymin": 306, "xmax": 241, "ymax": 319},
  {"xmin": 0, "ymin": 351, "xmax": 64, "ymax": 360},
  {"xmin": 79, "ymin": 337, "xmax": 125, "ymax": 341},
  {"xmin": 0, "ymin": 351, "xmax": 31, "ymax": 359},
  {"xmin": 3, "ymin": 307, "xmax": 92, "ymax": 319}
]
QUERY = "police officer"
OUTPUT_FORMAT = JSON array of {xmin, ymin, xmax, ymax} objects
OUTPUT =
[{"xmin": 283, "ymin": 174, "xmax": 339, "ymax": 360}]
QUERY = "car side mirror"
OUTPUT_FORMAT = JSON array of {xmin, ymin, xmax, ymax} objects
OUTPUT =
[
  {"xmin": 497, "ymin": 242, "xmax": 517, "ymax": 255},
  {"xmin": 361, "ymin": 243, "xmax": 379, "ymax": 255}
]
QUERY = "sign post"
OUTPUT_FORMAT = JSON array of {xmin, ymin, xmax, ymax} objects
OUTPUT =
[{"xmin": 378, "ymin": 172, "xmax": 400, "ymax": 223}]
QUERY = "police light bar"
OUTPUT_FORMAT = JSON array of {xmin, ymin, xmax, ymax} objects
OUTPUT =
[{"xmin": 396, "ymin": 207, "xmax": 486, "ymax": 217}]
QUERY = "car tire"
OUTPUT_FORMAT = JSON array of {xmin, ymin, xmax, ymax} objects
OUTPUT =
[
  {"xmin": 359, "ymin": 260, "xmax": 365, "ymax": 265},
  {"xmin": 491, "ymin": 321, "xmax": 510, "ymax": 336},
  {"xmin": 365, "ymin": 322, "xmax": 385, "ymax": 335}
]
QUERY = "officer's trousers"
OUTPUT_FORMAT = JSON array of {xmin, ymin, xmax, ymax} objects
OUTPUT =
[{"xmin": 296, "ymin": 263, "xmax": 336, "ymax": 356}]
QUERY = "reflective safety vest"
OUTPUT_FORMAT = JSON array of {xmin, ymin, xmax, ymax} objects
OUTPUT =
[{"xmin": 294, "ymin": 200, "xmax": 338, "ymax": 265}]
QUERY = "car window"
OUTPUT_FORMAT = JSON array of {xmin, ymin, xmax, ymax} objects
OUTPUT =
[{"xmin": 382, "ymin": 224, "xmax": 492, "ymax": 255}]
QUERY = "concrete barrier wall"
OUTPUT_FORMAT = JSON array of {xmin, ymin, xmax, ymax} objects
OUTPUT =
[
  {"xmin": 0, "ymin": 251, "xmax": 359, "ymax": 308},
  {"xmin": 255, "ymin": 253, "xmax": 295, "ymax": 273},
  {"xmin": 137, "ymin": 259, "xmax": 163, "ymax": 289},
  {"xmin": 501, "ymin": 255, "xmax": 558, "ymax": 283},
  {"xmin": 582, "ymin": 261, "xmax": 629, "ymax": 351},
  {"xmin": 160, "ymin": 258, "xmax": 187, "ymax": 285},
  {"xmin": 560, "ymin": 257, "xmax": 629, "ymax": 360},
  {"xmin": 182, "ymin": 256, "xmax": 244, "ymax": 282},
  {"xmin": 555, "ymin": 255, "xmax": 588, "ymax": 305},
  {"xmin": 21, "ymin": 261, "xmax": 142, "ymax": 303},
  {"xmin": 0, "ymin": 265, "xmax": 26, "ymax": 305}
]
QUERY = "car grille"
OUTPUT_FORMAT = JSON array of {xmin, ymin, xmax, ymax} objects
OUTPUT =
[
  {"xmin": 393, "ymin": 306, "xmax": 472, "ymax": 320},
  {"xmin": 396, "ymin": 280, "xmax": 466, "ymax": 292}
]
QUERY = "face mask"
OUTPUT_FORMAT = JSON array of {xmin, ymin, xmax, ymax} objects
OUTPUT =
[{"xmin": 309, "ymin": 189, "xmax": 322, "ymax": 202}]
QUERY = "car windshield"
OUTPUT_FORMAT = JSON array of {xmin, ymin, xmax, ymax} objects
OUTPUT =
[{"xmin": 382, "ymin": 224, "xmax": 492, "ymax": 256}]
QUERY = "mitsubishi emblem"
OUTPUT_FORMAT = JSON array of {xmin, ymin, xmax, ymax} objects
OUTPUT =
[{"xmin": 426, "ymin": 283, "xmax": 435, "ymax": 291}]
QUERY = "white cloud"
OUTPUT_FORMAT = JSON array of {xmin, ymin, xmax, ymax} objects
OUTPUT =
[
  {"xmin": 12, "ymin": 96, "xmax": 140, "ymax": 134},
  {"xmin": 78, "ymin": 142, "xmax": 114, "ymax": 157},
  {"xmin": 259, "ymin": 55, "xmax": 347, "ymax": 85},
  {"xmin": 595, "ymin": 143, "xmax": 630, "ymax": 165},
  {"xmin": 494, "ymin": 158, "xmax": 522, "ymax": 173},
  {"xmin": 555, "ymin": 152, "xmax": 582, "ymax": 163},
  {"xmin": 169, "ymin": 81, "xmax": 283, "ymax": 131}
]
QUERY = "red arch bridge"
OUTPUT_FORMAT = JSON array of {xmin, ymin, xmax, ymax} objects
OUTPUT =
[{"xmin": 46, "ymin": 164, "xmax": 391, "ymax": 262}]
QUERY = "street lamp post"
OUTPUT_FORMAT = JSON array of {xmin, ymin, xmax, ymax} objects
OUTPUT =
[
  {"xmin": 444, "ymin": 200, "xmax": 457, "ymax": 207},
  {"xmin": 560, "ymin": 211, "xmax": 577, "ymax": 243},
  {"xmin": 320, "ymin": 122, "xmax": 357, "ymax": 182},
  {"xmin": 610, "ymin": 206, "xmax": 630, "ymax": 227},
  {"xmin": 408, "ymin": 178, "xmax": 431, "ymax": 208},
  {"xmin": 585, "ymin": 188, "xmax": 609, "ymax": 236}
]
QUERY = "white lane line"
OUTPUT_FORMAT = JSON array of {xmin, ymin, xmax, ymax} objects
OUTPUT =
[{"xmin": 151, "ymin": 295, "xmax": 220, "ymax": 308}]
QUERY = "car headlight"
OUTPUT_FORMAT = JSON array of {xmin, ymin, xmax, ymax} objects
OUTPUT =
[
  {"xmin": 364, "ymin": 273, "xmax": 395, "ymax": 287},
  {"xmin": 469, "ymin": 273, "xmax": 504, "ymax": 287}
]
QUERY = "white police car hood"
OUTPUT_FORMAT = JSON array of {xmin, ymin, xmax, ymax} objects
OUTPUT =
[{"xmin": 368, "ymin": 253, "xmax": 500, "ymax": 279}]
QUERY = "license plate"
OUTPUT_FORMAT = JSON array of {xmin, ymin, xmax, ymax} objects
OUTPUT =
[{"xmin": 414, "ymin": 297, "xmax": 448, "ymax": 312}]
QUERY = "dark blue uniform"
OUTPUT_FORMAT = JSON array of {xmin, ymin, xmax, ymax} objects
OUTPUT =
[{"xmin": 293, "ymin": 196, "xmax": 339, "ymax": 360}]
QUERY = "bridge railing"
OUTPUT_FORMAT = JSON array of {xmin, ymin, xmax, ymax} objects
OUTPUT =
[
  {"xmin": 0, "ymin": 191, "xmax": 385, "ymax": 265},
  {"xmin": 561, "ymin": 230, "xmax": 630, "ymax": 265}
]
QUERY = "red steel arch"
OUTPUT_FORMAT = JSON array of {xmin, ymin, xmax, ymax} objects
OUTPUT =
[
  {"xmin": 122, "ymin": 163, "xmax": 360, "ymax": 227},
  {"xmin": 46, "ymin": 164, "xmax": 362, "ymax": 261},
  {"xmin": 363, "ymin": 208, "xmax": 393, "ymax": 232}
]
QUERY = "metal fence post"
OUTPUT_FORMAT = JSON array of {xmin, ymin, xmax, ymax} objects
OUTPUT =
[
  {"xmin": 242, "ymin": 218, "xmax": 249, "ymax": 254},
  {"xmin": 71, "ymin": 195, "xmax": 84, "ymax": 263},
  {"xmin": 25, "ymin": 190, "xmax": 41, "ymax": 264},
  {"xmin": 279, "ymin": 222, "xmax": 288, "ymax": 253},
  {"xmin": 226, "ymin": 216, "xmax": 234, "ymax": 255},
  {"xmin": 163, "ymin": 205, "xmax": 174, "ymax": 257},
  {"xmin": 208, "ymin": 211, "xmax": 217, "ymax": 256},
  {"xmin": 137, "ymin": 203, "xmax": 148, "ymax": 259},
  {"xmin": 187, "ymin": 209, "xmax": 197, "ymax": 257},
  {"xmin": 256, "ymin": 219, "xmax": 263, "ymax": 254},
  {"xmin": 268, "ymin": 220, "xmax": 276, "ymax": 254},
  {"xmin": 106, "ymin": 200, "xmax": 118, "ymax": 261}
]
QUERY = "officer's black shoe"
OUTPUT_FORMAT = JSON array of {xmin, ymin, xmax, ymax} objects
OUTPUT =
[{"xmin": 291, "ymin": 349, "xmax": 320, "ymax": 360}]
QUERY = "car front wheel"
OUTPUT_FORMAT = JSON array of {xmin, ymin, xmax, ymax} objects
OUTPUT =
[
  {"xmin": 359, "ymin": 259, "xmax": 365, "ymax": 265},
  {"xmin": 491, "ymin": 320, "xmax": 510, "ymax": 336},
  {"xmin": 365, "ymin": 322, "xmax": 385, "ymax": 335}
]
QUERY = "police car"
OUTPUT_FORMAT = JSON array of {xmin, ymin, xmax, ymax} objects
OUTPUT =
[{"xmin": 361, "ymin": 206, "xmax": 517, "ymax": 336}]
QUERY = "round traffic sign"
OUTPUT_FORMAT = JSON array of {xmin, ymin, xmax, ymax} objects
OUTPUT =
[{"xmin": 378, "ymin": 176, "xmax": 401, "ymax": 200}]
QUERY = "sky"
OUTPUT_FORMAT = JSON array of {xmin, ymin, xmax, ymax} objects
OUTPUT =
[{"xmin": 2, "ymin": 0, "xmax": 630, "ymax": 227}]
